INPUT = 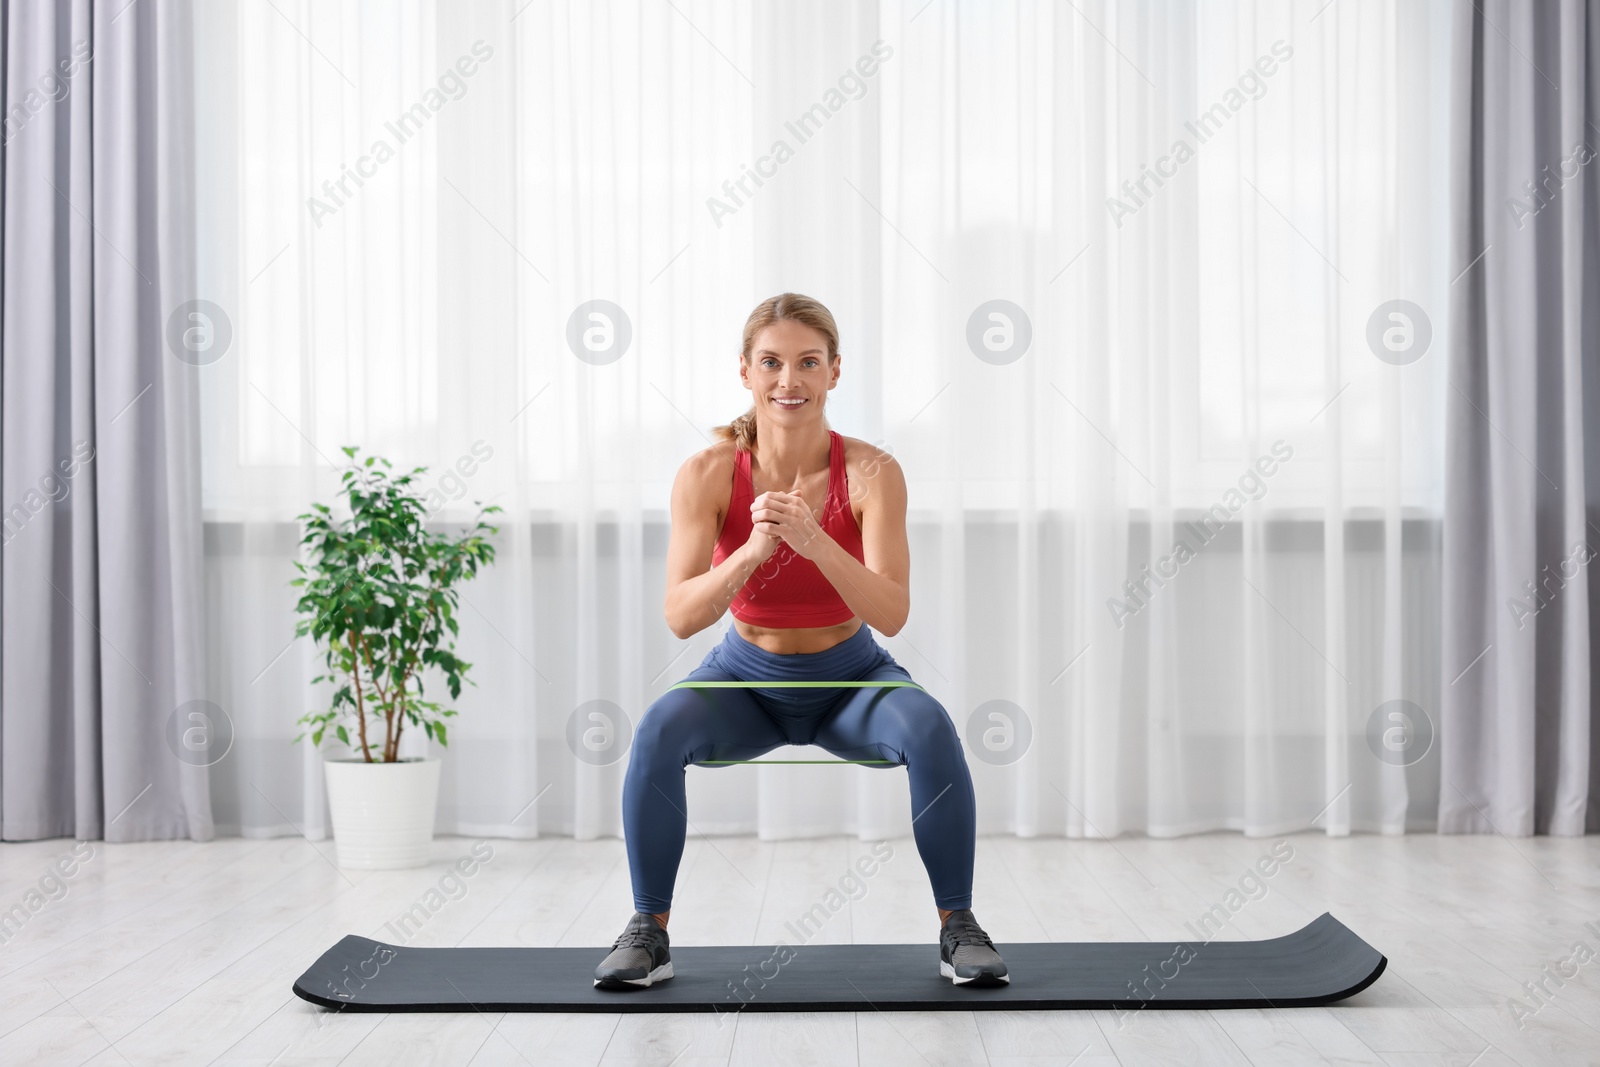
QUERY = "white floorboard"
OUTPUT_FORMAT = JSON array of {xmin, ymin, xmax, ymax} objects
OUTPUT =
[{"xmin": 0, "ymin": 832, "xmax": 1594, "ymax": 1066}]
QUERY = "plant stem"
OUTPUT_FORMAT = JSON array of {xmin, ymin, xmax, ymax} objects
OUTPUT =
[
  {"xmin": 355, "ymin": 630, "xmax": 394, "ymax": 762},
  {"xmin": 389, "ymin": 662, "xmax": 410, "ymax": 762},
  {"xmin": 389, "ymin": 703, "xmax": 404, "ymax": 762},
  {"xmin": 347, "ymin": 634, "xmax": 372, "ymax": 762},
  {"xmin": 389, "ymin": 599, "xmax": 438, "ymax": 761}
]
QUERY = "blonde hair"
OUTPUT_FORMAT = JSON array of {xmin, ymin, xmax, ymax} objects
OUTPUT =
[{"xmin": 712, "ymin": 292, "xmax": 838, "ymax": 453}]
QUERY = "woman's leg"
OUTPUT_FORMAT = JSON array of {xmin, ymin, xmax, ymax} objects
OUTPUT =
[
  {"xmin": 622, "ymin": 659, "xmax": 789, "ymax": 916},
  {"xmin": 808, "ymin": 662, "xmax": 977, "ymax": 911}
]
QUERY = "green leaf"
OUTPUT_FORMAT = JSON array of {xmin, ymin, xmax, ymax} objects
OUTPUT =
[{"xmin": 291, "ymin": 446, "xmax": 496, "ymax": 755}]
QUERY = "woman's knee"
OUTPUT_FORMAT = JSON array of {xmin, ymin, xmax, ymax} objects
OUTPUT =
[
  {"xmin": 882, "ymin": 690, "xmax": 962, "ymax": 757},
  {"xmin": 632, "ymin": 694, "xmax": 711, "ymax": 765}
]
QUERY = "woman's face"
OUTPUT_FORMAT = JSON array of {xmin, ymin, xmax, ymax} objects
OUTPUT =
[{"xmin": 742, "ymin": 319, "xmax": 838, "ymax": 419}]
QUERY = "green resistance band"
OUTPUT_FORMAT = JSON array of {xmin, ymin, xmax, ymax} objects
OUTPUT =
[{"xmin": 666, "ymin": 679, "xmax": 925, "ymax": 765}]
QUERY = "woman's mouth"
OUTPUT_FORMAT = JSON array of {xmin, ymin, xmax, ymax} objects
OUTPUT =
[{"xmin": 772, "ymin": 397, "xmax": 807, "ymax": 409}]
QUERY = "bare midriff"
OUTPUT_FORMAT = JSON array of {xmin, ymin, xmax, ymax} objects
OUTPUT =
[{"xmin": 733, "ymin": 617, "xmax": 864, "ymax": 655}]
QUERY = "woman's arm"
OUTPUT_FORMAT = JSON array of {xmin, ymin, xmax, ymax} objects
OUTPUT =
[
  {"xmin": 804, "ymin": 448, "xmax": 911, "ymax": 636},
  {"xmin": 662, "ymin": 450, "xmax": 766, "ymax": 639}
]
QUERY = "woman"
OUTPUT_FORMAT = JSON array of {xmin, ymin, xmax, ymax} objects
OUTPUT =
[{"xmin": 594, "ymin": 293, "xmax": 1007, "ymax": 990}]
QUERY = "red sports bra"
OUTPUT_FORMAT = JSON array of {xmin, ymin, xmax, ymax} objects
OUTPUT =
[{"xmin": 710, "ymin": 430, "xmax": 866, "ymax": 627}]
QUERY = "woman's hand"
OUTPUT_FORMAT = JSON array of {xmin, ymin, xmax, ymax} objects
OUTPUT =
[
  {"xmin": 742, "ymin": 515, "xmax": 782, "ymax": 565},
  {"xmin": 749, "ymin": 481, "xmax": 828, "ymax": 561}
]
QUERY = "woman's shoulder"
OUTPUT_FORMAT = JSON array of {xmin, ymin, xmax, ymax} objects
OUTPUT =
[
  {"xmin": 838, "ymin": 433, "xmax": 902, "ymax": 481},
  {"xmin": 682, "ymin": 439, "xmax": 740, "ymax": 474},
  {"xmin": 680, "ymin": 440, "xmax": 741, "ymax": 502},
  {"xmin": 671, "ymin": 441, "xmax": 741, "ymax": 531}
]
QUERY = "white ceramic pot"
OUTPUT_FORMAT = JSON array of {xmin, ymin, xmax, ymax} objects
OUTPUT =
[{"xmin": 322, "ymin": 756, "xmax": 441, "ymax": 869}]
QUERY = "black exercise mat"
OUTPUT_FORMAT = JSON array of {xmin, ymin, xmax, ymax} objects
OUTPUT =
[{"xmin": 291, "ymin": 912, "xmax": 1384, "ymax": 1013}]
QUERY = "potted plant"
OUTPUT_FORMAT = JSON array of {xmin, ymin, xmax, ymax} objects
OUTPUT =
[{"xmin": 292, "ymin": 446, "xmax": 501, "ymax": 869}]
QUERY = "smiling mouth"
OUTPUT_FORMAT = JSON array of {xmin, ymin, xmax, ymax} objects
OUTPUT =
[{"xmin": 771, "ymin": 397, "xmax": 807, "ymax": 408}]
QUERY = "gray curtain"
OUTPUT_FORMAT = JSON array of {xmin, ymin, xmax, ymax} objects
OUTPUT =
[
  {"xmin": 1, "ymin": 0, "xmax": 207, "ymax": 841},
  {"xmin": 1442, "ymin": 0, "xmax": 1600, "ymax": 835}
]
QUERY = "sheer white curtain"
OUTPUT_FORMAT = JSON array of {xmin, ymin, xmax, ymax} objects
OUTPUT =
[{"xmin": 189, "ymin": 0, "xmax": 1454, "ymax": 846}]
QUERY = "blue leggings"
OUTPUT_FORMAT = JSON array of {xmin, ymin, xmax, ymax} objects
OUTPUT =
[{"xmin": 622, "ymin": 623, "xmax": 976, "ymax": 914}]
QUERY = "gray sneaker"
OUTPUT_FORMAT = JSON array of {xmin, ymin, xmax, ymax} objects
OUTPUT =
[
  {"xmin": 594, "ymin": 912, "xmax": 674, "ymax": 989},
  {"xmin": 939, "ymin": 909, "xmax": 1009, "ymax": 986}
]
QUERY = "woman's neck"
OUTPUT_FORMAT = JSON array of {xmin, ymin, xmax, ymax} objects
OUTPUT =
[{"xmin": 751, "ymin": 422, "xmax": 829, "ymax": 487}]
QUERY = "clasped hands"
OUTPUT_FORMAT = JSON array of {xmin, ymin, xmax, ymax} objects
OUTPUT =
[{"xmin": 750, "ymin": 475, "xmax": 829, "ymax": 561}]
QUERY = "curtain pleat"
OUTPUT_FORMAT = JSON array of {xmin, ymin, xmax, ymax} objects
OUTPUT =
[
  {"xmin": 1, "ymin": 0, "xmax": 204, "ymax": 842},
  {"xmin": 1440, "ymin": 0, "xmax": 1598, "ymax": 836}
]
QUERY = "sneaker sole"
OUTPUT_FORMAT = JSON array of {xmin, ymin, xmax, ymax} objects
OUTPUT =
[
  {"xmin": 594, "ymin": 961, "xmax": 674, "ymax": 989},
  {"xmin": 940, "ymin": 959, "xmax": 1009, "ymax": 986}
]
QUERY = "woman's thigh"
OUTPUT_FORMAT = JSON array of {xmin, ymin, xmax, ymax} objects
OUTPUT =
[
  {"xmin": 807, "ymin": 660, "xmax": 941, "ymax": 765},
  {"xmin": 641, "ymin": 657, "xmax": 793, "ymax": 767}
]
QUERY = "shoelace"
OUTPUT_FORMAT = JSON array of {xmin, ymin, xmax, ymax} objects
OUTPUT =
[
  {"xmin": 945, "ymin": 922, "xmax": 995, "ymax": 950},
  {"xmin": 612, "ymin": 925, "xmax": 663, "ymax": 950}
]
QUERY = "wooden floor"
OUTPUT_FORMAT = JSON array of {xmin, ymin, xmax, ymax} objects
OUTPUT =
[{"xmin": 0, "ymin": 830, "xmax": 1595, "ymax": 1066}]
